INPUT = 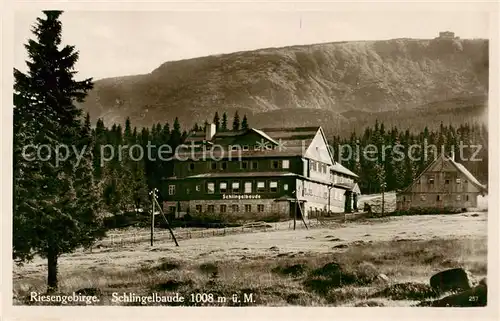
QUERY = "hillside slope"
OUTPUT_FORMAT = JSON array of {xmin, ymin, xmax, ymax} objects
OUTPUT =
[{"xmin": 80, "ymin": 37, "xmax": 488, "ymax": 134}]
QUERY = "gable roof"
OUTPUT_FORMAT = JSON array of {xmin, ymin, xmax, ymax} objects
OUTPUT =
[
  {"xmin": 178, "ymin": 126, "xmax": 323, "ymax": 159},
  {"xmin": 448, "ymin": 158, "xmax": 487, "ymax": 192},
  {"xmin": 399, "ymin": 152, "xmax": 487, "ymax": 194},
  {"xmin": 331, "ymin": 162, "xmax": 359, "ymax": 178}
]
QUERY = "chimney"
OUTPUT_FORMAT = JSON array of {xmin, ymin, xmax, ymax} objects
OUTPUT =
[{"xmin": 205, "ymin": 123, "xmax": 216, "ymax": 141}]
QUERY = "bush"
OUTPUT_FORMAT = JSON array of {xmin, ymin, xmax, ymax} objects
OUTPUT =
[{"xmin": 387, "ymin": 207, "xmax": 463, "ymax": 217}]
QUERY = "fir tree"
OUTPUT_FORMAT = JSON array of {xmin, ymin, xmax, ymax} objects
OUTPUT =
[
  {"xmin": 213, "ymin": 112, "xmax": 220, "ymax": 131},
  {"xmin": 221, "ymin": 112, "xmax": 228, "ymax": 131},
  {"xmin": 232, "ymin": 111, "xmax": 241, "ymax": 131},
  {"xmin": 13, "ymin": 11, "xmax": 103, "ymax": 292},
  {"xmin": 241, "ymin": 114, "xmax": 249, "ymax": 130}
]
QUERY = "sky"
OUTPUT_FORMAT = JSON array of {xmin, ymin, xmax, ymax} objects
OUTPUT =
[{"xmin": 14, "ymin": 7, "xmax": 491, "ymax": 80}]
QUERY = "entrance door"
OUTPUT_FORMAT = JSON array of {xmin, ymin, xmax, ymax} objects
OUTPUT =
[{"xmin": 344, "ymin": 191, "xmax": 352, "ymax": 213}]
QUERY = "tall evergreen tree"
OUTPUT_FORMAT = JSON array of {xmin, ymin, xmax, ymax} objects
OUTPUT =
[
  {"xmin": 241, "ymin": 114, "xmax": 249, "ymax": 130},
  {"xmin": 213, "ymin": 112, "xmax": 220, "ymax": 131},
  {"xmin": 232, "ymin": 111, "xmax": 241, "ymax": 131},
  {"xmin": 221, "ymin": 112, "xmax": 228, "ymax": 131},
  {"xmin": 13, "ymin": 11, "xmax": 103, "ymax": 292}
]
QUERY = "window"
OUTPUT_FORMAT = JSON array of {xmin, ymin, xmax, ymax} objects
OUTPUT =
[
  {"xmin": 282, "ymin": 159, "xmax": 290, "ymax": 169},
  {"xmin": 221, "ymin": 162, "xmax": 228, "ymax": 170},
  {"xmin": 257, "ymin": 181, "xmax": 265, "ymax": 192},
  {"xmin": 240, "ymin": 161, "xmax": 248, "ymax": 170},
  {"xmin": 244, "ymin": 182, "xmax": 252, "ymax": 194},
  {"xmin": 186, "ymin": 187, "xmax": 190, "ymax": 194},
  {"xmin": 232, "ymin": 204, "xmax": 239, "ymax": 212},
  {"xmin": 445, "ymin": 179, "xmax": 450, "ymax": 184},
  {"xmin": 437, "ymin": 195, "xmax": 441, "ymax": 201},
  {"xmin": 324, "ymin": 192, "xmax": 328, "ymax": 198},
  {"xmin": 417, "ymin": 179, "xmax": 421, "ymax": 184},
  {"xmin": 313, "ymin": 162, "xmax": 317, "ymax": 171},
  {"xmin": 220, "ymin": 182, "xmax": 227, "ymax": 193},
  {"xmin": 456, "ymin": 195, "xmax": 461, "ymax": 201},
  {"xmin": 189, "ymin": 163, "xmax": 195, "ymax": 171},
  {"xmin": 245, "ymin": 204, "xmax": 252, "ymax": 212},
  {"xmin": 195, "ymin": 205, "xmax": 202, "ymax": 213},
  {"xmin": 284, "ymin": 184, "xmax": 289, "ymax": 191},
  {"xmin": 220, "ymin": 205, "xmax": 227, "ymax": 213},
  {"xmin": 466, "ymin": 195, "xmax": 469, "ymax": 201},
  {"xmin": 169, "ymin": 206, "xmax": 176, "ymax": 213},
  {"xmin": 196, "ymin": 185, "xmax": 201, "ymax": 192},
  {"xmin": 270, "ymin": 181, "xmax": 278, "ymax": 193},
  {"xmin": 456, "ymin": 178, "xmax": 461, "ymax": 184},
  {"xmin": 403, "ymin": 196, "xmax": 406, "ymax": 202},
  {"xmin": 168, "ymin": 185, "xmax": 176, "ymax": 195},
  {"xmin": 207, "ymin": 205, "xmax": 215, "ymax": 213},
  {"xmin": 271, "ymin": 160, "xmax": 279, "ymax": 169},
  {"xmin": 428, "ymin": 177, "xmax": 435, "ymax": 184},
  {"xmin": 242, "ymin": 145, "xmax": 249, "ymax": 151},
  {"xmin": 207, "ymin": 182, "xmax": 215, "ymax": 194},
  {"xmin": 420, "ymin": 195, "xmax": 426, "ymax": 201},
  {"xmin": 211, "ymin": 162, "xmax": 217, "ymax": 170},
  {"xmin": 251, "ymin": 161, "xmax": 258, "ymax": 169},
  {"xmin": 257, "ymin": 204, "xmax": 264, "ymax": 212},
  {"xmin": 232, "ymin": 182, "xmax": 240, "ymax": 193}
]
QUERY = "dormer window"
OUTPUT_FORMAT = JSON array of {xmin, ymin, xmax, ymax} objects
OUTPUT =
[{"xmin": 242, "ymin": 145, "xmax": 249, "ymax": 151}]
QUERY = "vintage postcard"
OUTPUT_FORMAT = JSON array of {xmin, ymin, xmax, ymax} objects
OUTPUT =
[{"xmin": 2, "ymin": 1, "xmax": 499, "ymax": 320}]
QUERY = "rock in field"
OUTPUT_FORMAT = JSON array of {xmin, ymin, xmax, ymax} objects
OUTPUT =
[
  {"xmin": 374, "ymin": 273, "xmax": 390, "ymax": 284},
  {"xmin": 430, "ymin": 268, "xmax": 474, "ymax": 293}
]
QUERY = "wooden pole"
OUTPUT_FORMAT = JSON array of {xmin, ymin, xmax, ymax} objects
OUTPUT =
[
  {"xmin": 154, "ymin": 197, "xmax": 179, "ymax": 247},
  {"xmin": 297, "ymin": 199, "xmax": 309, "ymax": 230},
  {"xmin": 293, "ymin": 200, "xmax": 297, "ymax": 230},
  {"xmin": 150, "ymin": 191, "xmax": 155, "ymax": 246},
  {"xmin": 381, "ymin": 183, "xmax": 386, "ymax": 216}
]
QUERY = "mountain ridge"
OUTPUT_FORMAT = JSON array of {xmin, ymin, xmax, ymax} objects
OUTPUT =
[{"xmin": 79, "ymin": 37, "xmax": 489, "ymax": 136}]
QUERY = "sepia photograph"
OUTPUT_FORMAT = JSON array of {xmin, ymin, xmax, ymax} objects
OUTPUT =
[{"xmin": 5, "ymin": 2, "xmax": 498, "ymax": 316}]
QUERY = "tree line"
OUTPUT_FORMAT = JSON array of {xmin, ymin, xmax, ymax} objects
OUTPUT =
[{"xmin": 331, "ymin": 120, "xmax": 488, "ymax": 194}]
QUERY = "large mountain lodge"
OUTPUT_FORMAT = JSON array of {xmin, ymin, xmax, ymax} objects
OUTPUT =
[{"xmin": 162, "ymin": 124, "xmax": 360, "ymax": 220}]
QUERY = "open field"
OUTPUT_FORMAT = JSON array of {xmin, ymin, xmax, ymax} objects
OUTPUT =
[{"xmin": 13, "ymin": 211, "xmax": 487, "ymax": 306}]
